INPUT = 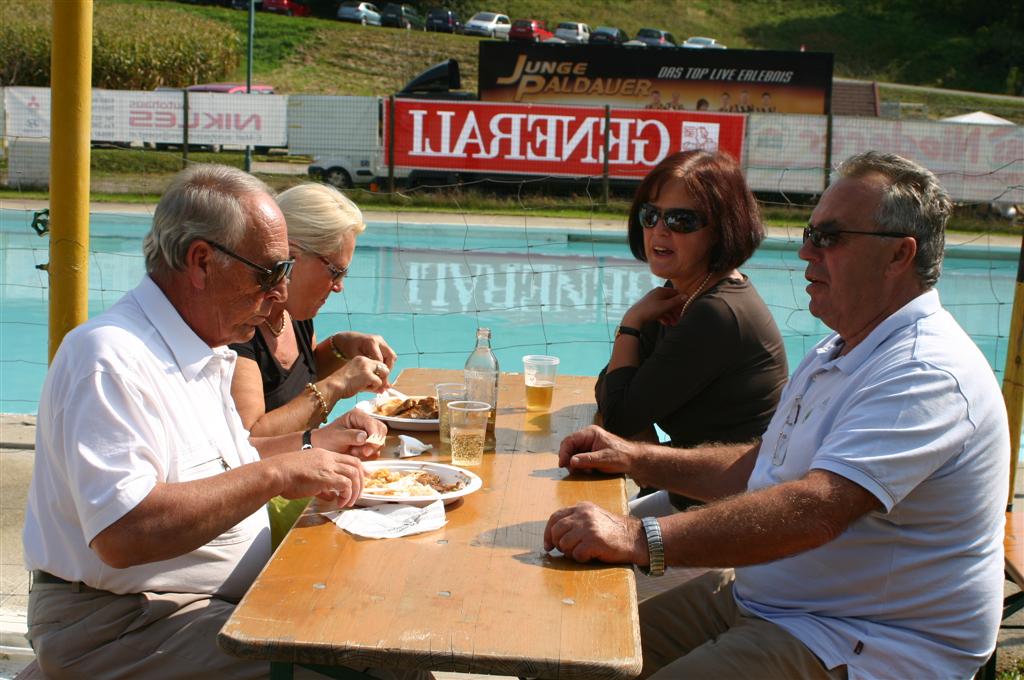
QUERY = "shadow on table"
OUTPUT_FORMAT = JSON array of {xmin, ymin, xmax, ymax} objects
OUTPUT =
[{"xmin": 475, "ymin": 520, "xmax": 615, "ymax": 572}]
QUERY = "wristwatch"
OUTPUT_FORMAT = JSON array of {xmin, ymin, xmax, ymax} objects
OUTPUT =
[
  {"xmin": 615, "ymin": 325, "xmax": 642, "ymax": 340},
  {"xmin": 640, "ymin": 516, "xmax": 666, "ymax": 577},
  {"xmin": 301, "ymin": 429, "xmax": 314, "ymax": 450}
]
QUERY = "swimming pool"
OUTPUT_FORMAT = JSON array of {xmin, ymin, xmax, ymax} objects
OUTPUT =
[{"xmin": 0, "ymin": 207, "xmax": 1017, "ymax": 414}]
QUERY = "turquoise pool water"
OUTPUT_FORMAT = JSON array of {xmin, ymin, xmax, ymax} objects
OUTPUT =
[{"xmin": 0, "ymin": 208, "xmax": 1017, "ymax": 414}]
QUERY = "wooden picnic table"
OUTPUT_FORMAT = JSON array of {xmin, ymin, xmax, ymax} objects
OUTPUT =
[{"xmin": 219, "ymin": 367, "xmax": 643, "ymax": 680}]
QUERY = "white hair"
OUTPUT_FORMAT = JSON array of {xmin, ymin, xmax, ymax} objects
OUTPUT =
[{"xmin": 143, "ymin": 164, "xmax": 272, "ymax": 273}]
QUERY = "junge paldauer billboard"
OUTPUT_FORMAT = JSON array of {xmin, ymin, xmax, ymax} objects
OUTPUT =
[{"xmin": 479, "ymin": 43, "xmax": 834, "ymax": 115}]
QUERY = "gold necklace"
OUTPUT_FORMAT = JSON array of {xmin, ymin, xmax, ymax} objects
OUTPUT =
[
  {"xmin": 679, "ymin": 272, "xmax": 714, "ymax": 318},
  {"xmin": 265, "ymin": 309, "xmax": 289, "ymax": 337}
]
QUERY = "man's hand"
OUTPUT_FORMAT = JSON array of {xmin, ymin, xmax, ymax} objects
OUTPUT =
[
  {"xmin": 333, "ymin": 332, "xmax": 397, "ymax": 370},
  {"xmin": 323, "ymin": 355, "xmax": 391, "ymax": 398},
  {"xmin": 321, "ymin": 408, "xmax": 388, "ymax": 460},
  {"xmin": 622, "ymin": 287, "xmax": 686, "ymax": 328},
  {"xmin": 543, "ymin": 502, "xmax": 647, "ymax": 565},
  {"xmin": 559, "ymin": 425, "xmax": 643, "ymax": 474},
  {"xmin": 274, "ymin": 449, "xmax": 365, "ymax": 507}
]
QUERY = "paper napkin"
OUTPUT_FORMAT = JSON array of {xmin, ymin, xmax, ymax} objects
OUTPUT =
[
  {"xmin": 330, "ymin": 499, "xmax": 446, "ymax": 539},
  {"xmin": 397, "ymin": 434, "xmax": 432, "ymax": 458}
]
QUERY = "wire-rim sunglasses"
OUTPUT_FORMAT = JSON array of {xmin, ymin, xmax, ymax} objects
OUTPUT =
[
  {"xmin": 637, "ymin": 203, "xmax": 706, "ymax": 234},
  {"xmin": 290, "ymin": 243, "xmax": 348, "ymax": 284},
  {"xmin": 802, "ymin": 225, "xmax": 912, "ymax": 249},
  {"xmin": 206, "ymin": 240, "xmax": 294, "ymax": 291}
]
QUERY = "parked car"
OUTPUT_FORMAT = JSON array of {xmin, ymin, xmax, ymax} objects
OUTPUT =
[
  {"xmin": 381, "ymin": 3, "xmax": 424, "ymax": 28},
  {"xmin": 589, "ymin": 26, "xmax": 628, "ymax": 45},
  {"xmin": 425, "ymin": 7, "xmax": 461, "ymax": 33},
  {"xmin": 509, "ymin": 18, "xmax": 553, "ymax": 42},
  {"xmin": 634, "ymin": 28, "xmax": 677, "ymax": 48},
  {"xmin": 263, "ymin": 0, "xmax": 310, "ymax": 15},
  {"xmin": 337, "ymin": 1, "xmax": 381, "ymax": 25},
  {"xmin": 554, "ymin": 21, "xmax": 590, "ymax": 44},
  {"xmin": 463, "ymin": 11, "xmax": 511, "ymax": 39},
  {"xmin": 682, "ymin": 36, "xmax": 725, "ymax": 49}
]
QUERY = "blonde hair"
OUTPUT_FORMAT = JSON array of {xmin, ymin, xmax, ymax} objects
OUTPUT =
[{"xmin": 276, "ymin": 183, "xmax": 366, "ymax": 255}]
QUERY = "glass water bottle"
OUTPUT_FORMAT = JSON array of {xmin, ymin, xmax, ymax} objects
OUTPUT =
[{"xmin": 464, "ymin": 327, "xmax": 499, "ymax": 433}]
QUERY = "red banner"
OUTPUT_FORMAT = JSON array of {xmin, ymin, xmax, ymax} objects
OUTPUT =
[{"xmin": 385, "ymin": 99, "xmax": 745, "ymax": 179}]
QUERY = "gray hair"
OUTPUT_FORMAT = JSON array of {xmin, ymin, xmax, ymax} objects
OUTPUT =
[
  {"xmin": 275, "ymin": 183, "xmax": 366, "ymax": 256},
  {"xmin": 838, "ymin": 151, "xmax": 951, "ymax": 288},
  {"xmin": 143, "ymin": 164, "xmax": 272, "ymax": 274}
]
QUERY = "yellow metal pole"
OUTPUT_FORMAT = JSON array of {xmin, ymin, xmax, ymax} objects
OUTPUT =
[
  {"xmin": 1003, "ymin": 233, "xmax": 1024, "ymax": 511},
  {"xmin": 48, "ymin": 0, "xmax": 93, "ymax": 362}
]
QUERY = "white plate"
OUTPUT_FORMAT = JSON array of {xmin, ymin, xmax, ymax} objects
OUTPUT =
[
  {"xmin": 355, "ymin": 397, "xmax": 439, "ymax": 431},
  {"xmin": 359, "ymin": 460, "xmax": 482, "ymax": 507}
]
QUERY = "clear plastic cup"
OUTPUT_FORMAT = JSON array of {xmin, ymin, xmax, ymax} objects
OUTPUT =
[
  {"xmin": 446, "ymin": 400, "xmax": 490, "ymax": 467},
  {"xmin": 522, "ymin": 355, "xmax": 560, "ymax": 412},
  {"xmin": 435, "ymin": 382, "xmax": 467, "ymax": 445}
]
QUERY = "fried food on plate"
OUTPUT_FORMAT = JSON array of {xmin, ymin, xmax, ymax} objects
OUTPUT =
[
  {"xmin": 374, "ymin": 396, "xmax": 438, "ymax": 420},
  {"xmin": 364, "ymin": 467, "xmax": 466, "ymax": 497}
]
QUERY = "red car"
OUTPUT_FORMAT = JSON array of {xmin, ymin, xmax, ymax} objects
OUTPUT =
[
  {"xmin": 263, "ymin": 0, "xmax": 311, "ymax": 16},
  {"xmin": 509, "ymin": 18, "xmax": 553, "ymax": 42}
]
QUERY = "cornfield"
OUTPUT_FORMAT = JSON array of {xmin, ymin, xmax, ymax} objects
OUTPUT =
[{"xmin": 0, "ymin": 0, "xmax": 239, "ymax": 89}]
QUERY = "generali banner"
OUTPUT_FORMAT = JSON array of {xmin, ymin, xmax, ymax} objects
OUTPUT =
[
  {"xmin": 385, "ymin": 98, "xmax": 746, "ymax": 178},
  {"xmin": 5, "ymin": 87, "xmax": 287, "ymax": 146},
  {"xmin": 479, "ymin": 43, "xmax": 834, "ymax": 115}
]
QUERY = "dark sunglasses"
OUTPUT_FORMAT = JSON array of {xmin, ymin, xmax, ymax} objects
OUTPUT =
[
  {"xmin": 317, "ymin": 254, "xmax": 348, "ymax": 284},
  {"xmin": 206, "ymin": 240, "xmax": 294, "ymax": 291},
  {"xmin": 638, "ymin": 203, "xmax": 706, "ymax": 234},
  {"xmin": 290, "ymin": 243, "xmax": 348, "ymax": 284},
  {"xmin": 802, "ymin": 225, "xmax": 912, "ymax": 250}
]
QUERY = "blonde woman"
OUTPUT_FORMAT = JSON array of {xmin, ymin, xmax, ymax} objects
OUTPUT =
[{"xmin": 230, "ymin": 183, "xmax": 396, "ymax": 439}]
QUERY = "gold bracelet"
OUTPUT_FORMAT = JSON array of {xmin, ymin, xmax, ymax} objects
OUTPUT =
[
  {"xmin": 306, "ymin": 382, "xmax": 329, "ymax": 424},
  {"xmin": 329, "ymin": 334, "xmax": 348, "ymax": 361}
]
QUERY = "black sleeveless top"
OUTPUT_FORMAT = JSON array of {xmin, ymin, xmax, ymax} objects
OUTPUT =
[{"xmin": 229, "ymin": 318, "xmax": 318, "ymax": 411}]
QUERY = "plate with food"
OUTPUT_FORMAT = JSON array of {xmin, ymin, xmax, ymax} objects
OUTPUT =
[
  {"xmin": 359, "ymin": 460, "xmax": 482, "ymax": 507},
  {"xmin": 356, "ymin": 393, "xmax": 439, "ymax": 431}
]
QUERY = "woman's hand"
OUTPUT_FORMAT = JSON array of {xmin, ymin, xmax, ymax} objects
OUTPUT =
[
  {"xmin": 622, "ymin": 287, "xmax": 686, "ymax": 328},
  {"xmin": 317, "ymin": 408, "xmax": 388, "ymax": 460},
  {"xmin": 322, "ymin": 356, "xmax": 391, "ymax": 400},
  {"xmin": 332, "ymin": 332, "xmax": 397, "ymax": 370}
]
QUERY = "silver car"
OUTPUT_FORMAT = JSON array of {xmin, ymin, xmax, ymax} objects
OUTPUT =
[
  {"xmin": 463, "ymin": 11, "xmax": 512, "ymax": 39},
  {"xmin": 337, "ymin": 1, "xmax": 381, "ymax": 25},
  {"xmin": 554, "ymin": 22, "xmax": 590, "ymax": 44}
]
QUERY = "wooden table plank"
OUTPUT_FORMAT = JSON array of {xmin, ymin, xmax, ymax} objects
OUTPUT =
[
  {"xmin": 1006, "ymin": 512, "xmax": 1024, "ymax": 587},
  {"xmin": 220, "ymin": 368, "xmax": 642, "ymax": 679}
]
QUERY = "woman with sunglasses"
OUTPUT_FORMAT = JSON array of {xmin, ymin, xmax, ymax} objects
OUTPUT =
[
  {"xmin": 229, "ymin": 183, "xmax": 396, "ymax": 438},
  {"xmin": 596, "ymin": 150, "xmax": 788, "ymax": 514}
]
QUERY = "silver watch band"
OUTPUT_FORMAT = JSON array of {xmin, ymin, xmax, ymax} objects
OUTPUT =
[{"xmin": 641, "ymin": 516, "xmax": 666, "ymax": 577}]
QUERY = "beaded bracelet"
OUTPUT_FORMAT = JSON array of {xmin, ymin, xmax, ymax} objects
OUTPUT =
[
  {"xmin": 329, "ymin": 334, "xmax": 348, "ymax": 361},
  {"xmin": 305, "ymin": 382, "xmax": 330, "ymax": 424}
]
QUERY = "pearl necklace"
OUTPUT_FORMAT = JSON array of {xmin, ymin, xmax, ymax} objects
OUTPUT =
[
  {"xmin": 679, "ymin": 271, "xmax": 714, "ymax": 318},
  {"xmin": 265, "ymin": 309, "xmax": 289, "ymax": 337}
]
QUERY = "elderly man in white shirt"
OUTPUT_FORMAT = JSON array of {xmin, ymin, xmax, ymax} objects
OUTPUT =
[
  {"xmin": 22, "ymin": 165, "xmax": 418, "ymax": 679},
  {"xmin": 544, "ymin": 151, "xmax": 1009, "ymax": 679}
]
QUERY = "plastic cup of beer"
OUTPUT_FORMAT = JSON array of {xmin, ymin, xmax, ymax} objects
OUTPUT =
[
  {"xmin": 435, "ymin": 382, "xmax": 467, "ymax": 445},
  {"xmin": 522, "ymin": 355, "xmax": 560, "ymax": 412},
  {"xmin": 446, "ymin": 401, "xmax": 490, "ymax": 467}
]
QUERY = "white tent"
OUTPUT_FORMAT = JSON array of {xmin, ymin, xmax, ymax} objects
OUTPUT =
[{"xmin": 941, "ymin": 111, "xmax": 1016, "ymax": 125}]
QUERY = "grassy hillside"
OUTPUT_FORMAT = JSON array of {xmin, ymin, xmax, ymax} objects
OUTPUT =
[{"xmin": 131, "ymin": 0, "xmax": 1022, "ymax": 100}]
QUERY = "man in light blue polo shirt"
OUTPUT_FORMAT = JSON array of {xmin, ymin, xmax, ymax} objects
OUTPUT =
[{"xmin": 544, "ymin": 150, "xmax": 1009, "ymax": 679}]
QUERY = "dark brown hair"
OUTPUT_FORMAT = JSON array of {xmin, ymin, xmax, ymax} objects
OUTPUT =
[{"xmin": 627, "ymin": 150, "xmax": 764, "ymax": 272}]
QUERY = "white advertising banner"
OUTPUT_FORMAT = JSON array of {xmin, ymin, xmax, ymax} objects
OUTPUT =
[
  {"xmin": 745, "ymin": 113, "xmax": 827, "ymax": 194},
  {"xmin": 830, "ymin": 116, "xmax": 1024, "ymax": 204},
  {"xmin": 5, "ymin": 87, "xmax": 288, "ymax": 146}
]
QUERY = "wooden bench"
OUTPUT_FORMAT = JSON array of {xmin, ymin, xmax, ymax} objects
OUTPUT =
[{"xmin": 13, "ymin": 659, "xmax": 43, "ymax": 680}]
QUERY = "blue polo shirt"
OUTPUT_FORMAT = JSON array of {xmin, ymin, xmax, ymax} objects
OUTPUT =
[{"xmin": 735, "ymin": 290, "xmax": 1008, "ymax": 680}]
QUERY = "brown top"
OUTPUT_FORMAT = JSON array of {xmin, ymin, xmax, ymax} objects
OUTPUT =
[{"xmin": 219, "ymin": 368, "xmax": 642, "ymax": 679}]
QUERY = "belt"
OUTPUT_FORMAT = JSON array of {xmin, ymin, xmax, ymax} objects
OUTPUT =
[
  {"xmin": 31, "ymin": 570, "xmax": 105, "ymax": 593},
  {"xmin": 32, "ymin": 570, "xmax": 72, "ymax": 585}
]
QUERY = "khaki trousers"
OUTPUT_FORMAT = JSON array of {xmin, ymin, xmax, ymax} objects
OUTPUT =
[
  {"xmin": 639, "ymin": 570, "xmax": 848, "ymax": 680},
  {"xmin": 28, "ymin": 581, "xmax": 430, "ymax": 680}
]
